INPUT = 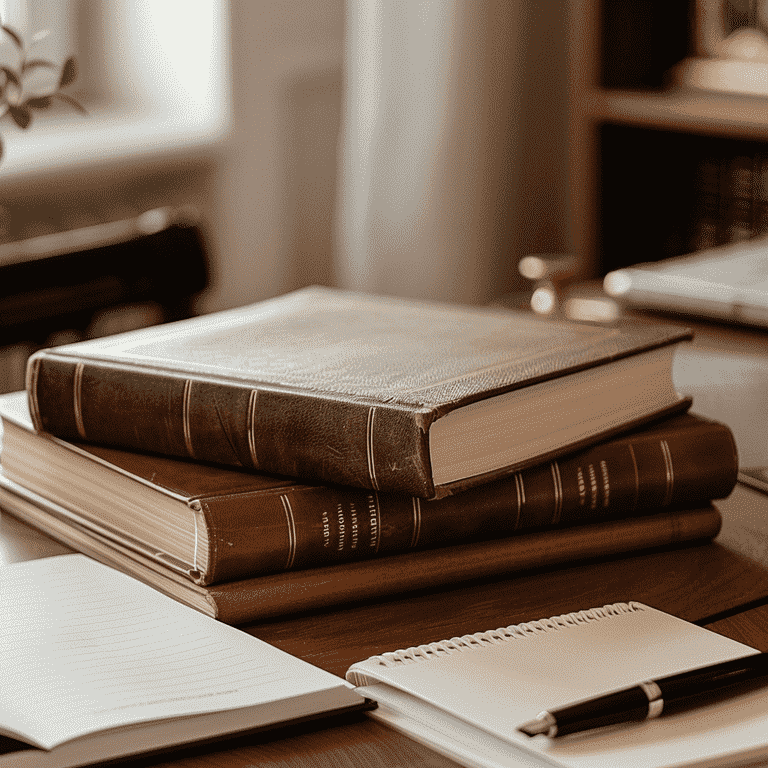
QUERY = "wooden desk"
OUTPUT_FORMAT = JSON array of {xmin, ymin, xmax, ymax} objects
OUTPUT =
[{"xmin": 3, "ymin": 316, "xmax": 768, "ymax": 767}]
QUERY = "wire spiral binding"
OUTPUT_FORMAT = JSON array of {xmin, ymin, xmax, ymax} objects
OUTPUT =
[{"xmin": 366, "ymin": 602, "xmax": 645, "ymax": 667}]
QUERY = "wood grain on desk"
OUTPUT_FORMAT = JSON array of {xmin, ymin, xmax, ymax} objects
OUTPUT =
[
  {"xmin": 245, "ymin": 538, "xmax": 768, "ymax": 679},
  {"xmin": 141, "ymin": 546, "xmax": 768, "ymax": 768},
  {"xmin": 706, "ymin": 604, "xmax": 768, "ymax": 652}
]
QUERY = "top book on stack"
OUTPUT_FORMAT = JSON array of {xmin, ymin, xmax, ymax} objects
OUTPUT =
[{"xmin": 26, "ymin": 286, "xmax": 692, "ymax": 499}]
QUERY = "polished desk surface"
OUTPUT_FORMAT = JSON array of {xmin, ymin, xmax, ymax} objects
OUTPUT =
[{"xmin": 3, "ymin": 313, "xmax": 768, "ymax": 767}]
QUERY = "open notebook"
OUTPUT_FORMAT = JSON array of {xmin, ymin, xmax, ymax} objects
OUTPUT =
[
  {"xmin": 0, "ymin": 554, "xmax": 367, "ymax": 768},
  {"xmin": 346, "ymin": 602, "xmax": 768, "ymax": 768}
]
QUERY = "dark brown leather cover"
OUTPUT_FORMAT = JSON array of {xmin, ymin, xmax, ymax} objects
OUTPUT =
[
  {"xmin": 0, "ymin": 477, "xmax": 722, "ymax": 625},
  {"xmin": 1, "ymin": 392, "xmax": 737, "ymax": 586},
  {"xmin": 27, "ymin": 286, "xmax": 693, "ymax": 497},
  {"xmin": 208, "ymin": 506, "xmax": 722, "ymax": 625}
]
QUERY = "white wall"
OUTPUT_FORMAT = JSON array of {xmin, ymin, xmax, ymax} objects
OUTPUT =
[
  {"xmin": 203, "ymin": 0, "xmax": 568, "ymax": 311},
  {"xmin": 336, "ymin": 0, "xmax": 532, "ymax": 304},
  {"xmin": 199, "ymin": 0, "xmax": 345, "ymax": 312}
]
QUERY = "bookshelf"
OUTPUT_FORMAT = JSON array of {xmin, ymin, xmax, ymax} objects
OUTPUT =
[{"xmin": 568, "ymin": 0, "xmax": 768, "ymax": 278}]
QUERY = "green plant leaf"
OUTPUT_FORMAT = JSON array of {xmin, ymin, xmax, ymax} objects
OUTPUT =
[
  {"xmin": 9, "ymin": 104, "xmax": 31, "ymax": 129},
  {"xmin": 22, "ymin": 58, "xmax": 57, "ymax": 74},
  {"xmin": 53, "ymin": 92, "xmax": 87, "ymax": 115},
  {"xmin": 59, "ymin": 57, "xmax": 77, "ymax": 88},
  {"xmin": 26, "ymin": 95, "xmax": 52, "ymax": 109},
  {"xmin": 1, "ymin": 67, "xmax": 19, "ymax": 87},
  {"xmin": 1, "ymin": 25, "xmax": 22, "ymax": 49}
]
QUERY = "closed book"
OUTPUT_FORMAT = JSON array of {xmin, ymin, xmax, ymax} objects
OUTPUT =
[
  {"xmin": 0, "ymin": 391, "xmax": 737, "ymax": 586},
  {"xmin": 0, "ymin": 477, "xmax": 723, "ymax": 625},
  {"xmin": 26, "ymin": 286, "xmax": 692, "ymax": 498}
]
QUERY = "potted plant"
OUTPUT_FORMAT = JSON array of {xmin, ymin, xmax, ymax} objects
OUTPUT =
[{"xmin": 0, "ymin": 16, "xmax": 85, "ymax": 162}]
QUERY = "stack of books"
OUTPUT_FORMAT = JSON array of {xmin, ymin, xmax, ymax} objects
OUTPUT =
[{"xmin": 0, "ymin": 286, "xmax": 738, "ymax": 624}]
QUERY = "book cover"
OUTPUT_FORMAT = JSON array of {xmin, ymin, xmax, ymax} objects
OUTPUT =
[
  {"xmin": 0, "ymin": 391, "xmax": 737, "ymax": 585},
  {"xmin": 0, "ymin": 476, "xmax": 723, "ymax": 625},
  {"xmin": 26, "ymin": 286, "xmax": 692, "ymax": 498}
]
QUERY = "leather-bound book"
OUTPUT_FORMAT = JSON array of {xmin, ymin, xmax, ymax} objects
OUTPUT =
[
  {"xmin": 0, "ymin": 391, "xmax": 737, "ymax": 587},
  {"xmin": 0, "ymin": 480, "xmax": 723, "ymax": 625},
  {"xmin": 27, "ymin": 286, "xmax": 692, "ymax": 498}
]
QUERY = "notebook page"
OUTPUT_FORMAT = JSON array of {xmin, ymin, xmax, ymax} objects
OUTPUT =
[
  {"xmin": 347, "ymin": 604, "xmax": 766, "ymax": 768},
  {"xmin": 0, "ymin": 554, "xmax": 353, "ymax": 750}
]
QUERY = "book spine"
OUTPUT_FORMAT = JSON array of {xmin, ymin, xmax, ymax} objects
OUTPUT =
[
  {"xmin": 207, "ymin": 506, "xmax": 723, "ymax": 625},
  {"xmin": 27, "ymin": 357, "xmax": 435, "ymax": 498},
  {"xmin": 689, "ymin": 153, "xmax": 722, "ymax": 252},
  {"xmin": 725, "ymin": 153, "xmax": 755, "ymax": 244},
  {"xmin": 755, "ymin": 152, "xmax": 768, "ymax": 237},
  {"xmin": 201, "ymin": 418, "xmax": 737, "ymax": 584}
]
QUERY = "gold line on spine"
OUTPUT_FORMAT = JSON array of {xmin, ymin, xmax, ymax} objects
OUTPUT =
[
  {"xmin": 182, "ymin": 379, "xmax": 195, "ymax": 458},
  {"xmin": 190, "ymin": 500, "xmax": 202, "ymax": 573},
  {"xmin": 410, "ymin": 497, "xmax": 422, "ymax": 549},
  {"xmin": 514, "ymin": 473, "xmax": 524, "ymax": 530},
  {"xmin": 628, "ymin": 443, "xmax": 640, "ymax": 513},
  {"xmin": 26, "ymin": 358, "xmax": 41, "ymax": 430},
  {"xmin": 372, "ymin": 491, "xmax": 381, "ymax": 553},
  {"xmin": 660, "ymin": 439, "xmax": 674, "ymax": 506},
  {"xmin": 550, "ymin": 461, "xmax": 563, "ymax": 525},
  {"xmin": 367, "ymin": 407, "xmax": 379, "ymax": 491},
  {"xmin": 247, "ymin": 389, "xmax": 259, "ymax": 468},
  {"xmin": 280, "ymin": 495, "xmax": 297, "ymax": 569},
  {"xmin": 73, "ymin": 362, "xmax": 86, "ymax": 440}
]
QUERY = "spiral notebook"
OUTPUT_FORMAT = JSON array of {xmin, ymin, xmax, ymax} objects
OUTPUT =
[{"xmin": 346, "ymin": 603, "xmax": 768, "ymax": 768}]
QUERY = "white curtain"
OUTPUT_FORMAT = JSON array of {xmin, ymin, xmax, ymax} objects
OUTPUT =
[{"xmin": 335, "ymin": 0, "xmax": 531, "ymax": 305}]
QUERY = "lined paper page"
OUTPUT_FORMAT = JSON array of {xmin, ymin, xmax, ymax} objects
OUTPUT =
[{"xmin": 0, "ymin": 555, "xmax": 350, "ymax": 750}]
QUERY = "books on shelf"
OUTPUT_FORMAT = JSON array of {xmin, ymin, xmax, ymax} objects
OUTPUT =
[
  {"xmin": 0, "ymin": 554, "xmax": 369, "ymax": 768},
  {"xmin": 0, "ymin": 475, "xmax": 724, "ymax": 624},
  {"xmin": 689, "ymin": 151, "xmax": 723, "ymax": 252},
  {"xmin": 723, "ymin": 153, "xmax": 755, "ymax": 244},
  {"xmin": 605, "ymin": 145, "xmax": 768, "ymax": 325},
  {"xmin": 345, "ymin": 601, "xmax": 768, "ymax": 768},
  {"xmin": 0, "ymin": 392, "xmax": 738, "ymax": 586},
  {"xmin": 26, "ymin": 286, "xmax": 692, "ymax": 499},
  {"xmin": 688, "ymin": 149, "xmax": 768, "ymax": 255}
]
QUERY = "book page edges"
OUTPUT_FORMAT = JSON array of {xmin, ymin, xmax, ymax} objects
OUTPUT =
[{"xmin": 431, "ymin": 396, "xmax": 692, "ymax": 499}]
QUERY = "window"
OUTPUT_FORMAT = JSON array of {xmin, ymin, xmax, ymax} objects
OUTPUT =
[{"xmin": 0, "ymin": 1, "xmax": 231, "ymax": 183}]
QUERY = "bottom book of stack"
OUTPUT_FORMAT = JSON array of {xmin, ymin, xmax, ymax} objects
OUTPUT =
[
  {"xmin": 0, "ymin": 476, "xmax": 723, "ymax": 624},
  {"xmin": 0, "ymin": 391, "xmax": 737, "ymax": 623}
]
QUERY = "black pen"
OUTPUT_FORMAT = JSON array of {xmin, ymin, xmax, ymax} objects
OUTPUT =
[{"xmin": 518, "ymin": 652, "xmax": 768, "ymax": 738}]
